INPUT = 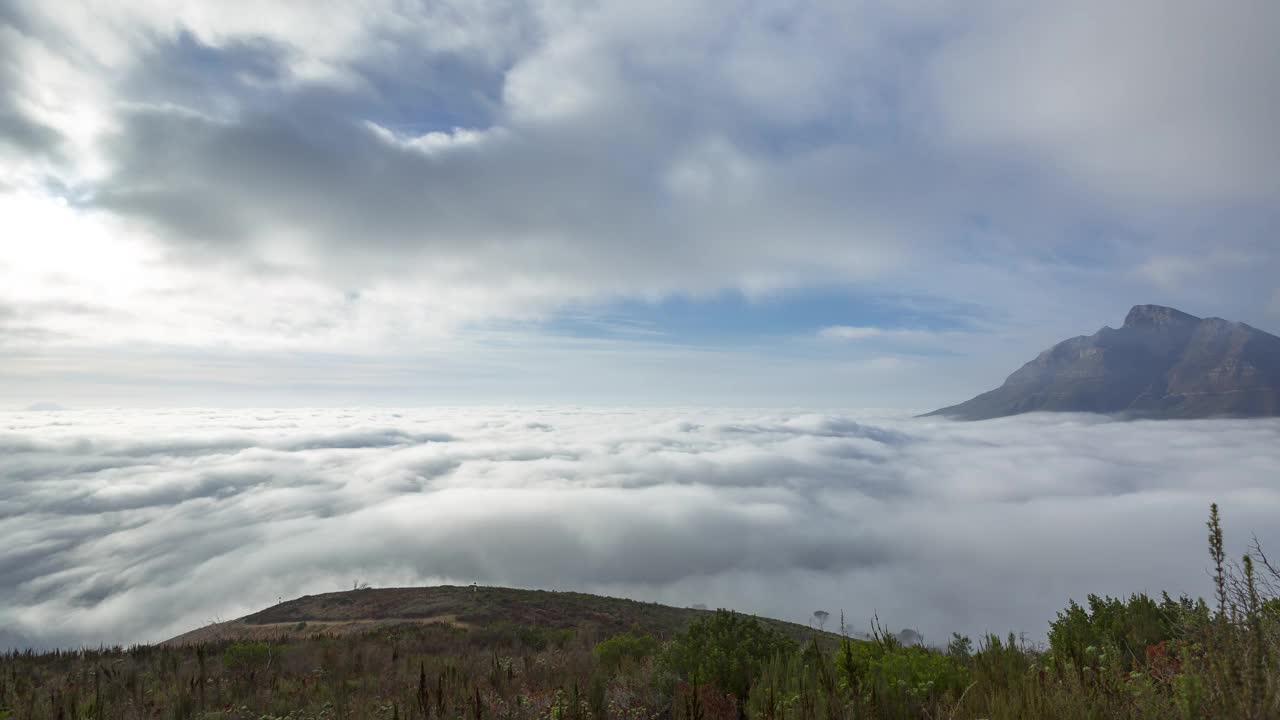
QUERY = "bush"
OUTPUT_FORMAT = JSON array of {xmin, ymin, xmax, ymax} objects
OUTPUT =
[
  {"xmin": 1047, "ymin": 593, "xmax": 1204, "ymax": 676},
  {"xmin": 660, "ymin": 610, "xmax": 796, "ymax": 702},
  {"xmin": 835, "ymin": 630, "xmax": 970, "ymax": 712},
  {"xmin": 595, "ymin": 631, "xmax": 659, "ymax": 673},
  {"xmin": 514, "ymin": 624, "xmax": 574, "ymax": 651},
  {"xmin": 223, "ymin": 642, "xmax": 272, "ymax": 672}
]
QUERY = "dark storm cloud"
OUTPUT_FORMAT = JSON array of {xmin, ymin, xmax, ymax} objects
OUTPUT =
[{"xmin": 3, "ymin": 408, "xmax": 1279, "ymax": 650}]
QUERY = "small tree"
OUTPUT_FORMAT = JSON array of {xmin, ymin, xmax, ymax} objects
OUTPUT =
[
  {"xmin": 595, "ymin": 631, "xmax": 659, "ymax": 674},
  {"xmin": 660, "ymin": 610, "xmax": 796, "ymax": 704},
  {"xmin": 812, "ymin": 610, "xmax": 830, "ymax": 632}
]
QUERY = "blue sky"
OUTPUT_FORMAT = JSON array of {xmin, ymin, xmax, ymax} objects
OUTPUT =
[
  {"xmin": 2, "ymin": 0, "xmax": 1278, "ymax": 407},
  {"xmin": 547, "ymin": 289, "xmax": 981, "ymax": 346}
]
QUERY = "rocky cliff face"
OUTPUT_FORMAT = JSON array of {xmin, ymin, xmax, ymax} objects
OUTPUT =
[{"xmin": 926, "ymin": 305, "xmax": 1280, "ymax": 420}]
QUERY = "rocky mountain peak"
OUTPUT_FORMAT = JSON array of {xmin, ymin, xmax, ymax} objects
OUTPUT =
[
  {"xmin": 1122, "ymin": 304, "xmax": 1201, "ymax": 329},
  {"xmin": 925, "ymin": 305, "xmax": 1280, "ymax": 420}
]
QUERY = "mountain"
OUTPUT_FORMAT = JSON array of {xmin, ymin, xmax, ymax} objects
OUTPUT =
[
  {"xmin": 163, "ymin": 585, "xmax": 834, "ymax": 646},
  {"xmin": 926, "ymin": 305, "xmax": 1280, "ymax": 420}
]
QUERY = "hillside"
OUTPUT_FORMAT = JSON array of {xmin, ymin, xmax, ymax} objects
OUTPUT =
[
  {"xmin": 927, "ymin": 304, "xmax": 1280, "ymax": 420},
  {"xmin": 5, "ymin": 508, "xmax": 1278, "ymax": 719},
  {"xmin": 164, "ymin": 584, "xmax": 832, "ymax": 646}
]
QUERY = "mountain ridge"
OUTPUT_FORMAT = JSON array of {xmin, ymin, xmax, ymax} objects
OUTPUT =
[{"xmin": 926, "ymin": 305, "xmax": 1280, "ymax": 420}]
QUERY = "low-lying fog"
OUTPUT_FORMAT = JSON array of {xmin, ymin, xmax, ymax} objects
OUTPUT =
[{"xmin": 4, "ymin": 408, "xmax": 1279, "ymax": 650}]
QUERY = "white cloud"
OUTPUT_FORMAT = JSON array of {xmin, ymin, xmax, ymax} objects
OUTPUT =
[
  {"xmin": 818, "ymin": 326, "xmax": 947, "ymax": 342},
  {"xmin": 2, "ymin": 408, "xmax": 1277, "ymax": 649},
  {"xmin": 13, "ymin": 0, "xmax": 531, "ymax": 83},
  {"xmin": 1137, "ymin": 251, "xmax": 1255, "ymax": 290},
  {"xmin": 855, "ymin": 356, "xmax": 917, "ymax": 371},
  {"xmin": 933, "ymin": 0, "xmax": 1280, "ymax": 206},
  {"xmin": 821, "ymin": 327, "xmax": 889, "ymax": 341},
  {"xmin": 1, "ymin": 0, "xmax": 1278, "ymax": 402}
]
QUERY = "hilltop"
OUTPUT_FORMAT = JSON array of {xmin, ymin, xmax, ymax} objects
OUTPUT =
[
  {"xmin": 927, "ymin": 304, "xmax": 1280, "ymax": 420},
  {"xmin": 164, "ymin": 584, "xmax": 833, "ymax": 646},
  {"xmin": 5, "ymin": 507, "xmax": 1277, "ymax": 719}
]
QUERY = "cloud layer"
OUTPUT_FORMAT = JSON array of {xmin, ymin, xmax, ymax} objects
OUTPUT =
[{"xmin": 4, "ymin": 408, "xmax": 1279, "ymax": 649}]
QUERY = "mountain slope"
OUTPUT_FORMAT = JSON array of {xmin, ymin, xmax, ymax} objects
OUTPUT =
[
  {"xmin": 926, "ymin": 305, "xmax": 1280, "ymax": 420},
  {"xmin": 163, "ymin": 585, "xmax": 834, "ymax": 646}
]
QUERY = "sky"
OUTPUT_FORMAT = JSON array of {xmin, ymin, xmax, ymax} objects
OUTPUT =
[
  {"xmin": 4, "ymin": 2, "xmax": 1280, "ymax": 651},
  {"xmin": 2, "ymin": 0, "xmax": 1279, "ymax": 407},
  {"xmin": 4, "ymin": 406, "xmax": 1279, "ymax": 650}
]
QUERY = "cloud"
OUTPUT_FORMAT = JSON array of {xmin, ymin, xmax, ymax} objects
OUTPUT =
[
  {"xmin": 933, "ymin": 0, "xmax": 1280, "ymax": 206},
  {"xmin": 3, "ymin": 0, "xmax": 1278, "ymax": 384},
  {"xmin": 3, "ymin": 407, "xmax": 1278, "ymax": 649},
  {"xmin": 1136, "ymin": 251, "xmax": 1256, "ymax": 290},
  {"xmin": 24, "ymin": 401, "xmax": 66, "ymax": 411},
  {"xmin": 818, "ymin": 326, "xmax": 950, "ymax": 343},
  {"xmin": 1, "ymin": 0, "xmax": 1279, "ymax": 418},
  {"xmin": 0, "ymin": 24, "xmax": 64, "ymax": 160},
  {"xmin": 2, "ymin": 2, "xmax": 931, "ymax": 351}
]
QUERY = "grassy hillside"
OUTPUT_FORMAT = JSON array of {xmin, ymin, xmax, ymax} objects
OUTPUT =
[
  {"xmin": 3, "ymin": 506, "xmax": 1278, "ymax": 719},
  {"xmin": 165, "ymin": 585, "xmax": 829, "ymax": 647},
  {"xmin": 3, "ymin": 587, "xmax": 835, "ymax": 720}
]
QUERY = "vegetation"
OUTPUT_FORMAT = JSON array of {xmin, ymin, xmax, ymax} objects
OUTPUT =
[
  {"xmin": 661, "ymin": 610, "xmax": 796, "ymax": 704},
  {"xmin": 594, "ymin": 632, "xmax": 659, "ymax": 675},
  {"xmin": 3, "ymin": 505, "xmax": 1278, "ymax": 718},
  {"xmin": 166, "ymin": 586, "xmax": 820, "ymax": 647}
]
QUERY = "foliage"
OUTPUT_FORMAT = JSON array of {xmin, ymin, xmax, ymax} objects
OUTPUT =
[
  {"xmin": 223, "ymin": 641, "xmax": 272, "ymax": 671},
  {"xmin": 660, "ymin": 610, "xmax": 797, "ymax": 703},
  {"xmin": 1046, "ymin": 592, "xmax": 1205, "ymax": 675},
  {"xmin": 514, "ymin": 625, "xmax": 575, "ymax": 652},
  {"xmin": 4, "ymin": 505, "xmax": 1280, "ymax": 719},
  {"xmin": 833, "ymin": 624, "xmax": 970, "ymax": 716},
  {"xmin": 594, "ymin": 631, "xmax": 658, "ymax": 674}
]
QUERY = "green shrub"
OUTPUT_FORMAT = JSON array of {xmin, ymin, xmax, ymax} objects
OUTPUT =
[
  {"xmin": 835, "ymin": 631, "xmax": 970, "ymax": 712},
  {"xmin": 660, "ymin": 610, "xmax": 796, "ymax": 702},
  {"xmin": 595, "ymin": 631, "xmax": 658, "ymax": 673},
  {"xmin": 223, "ymin": 642, "xmax": 272, "ymax": 672},
  {"xmin": 514, "ymin": 625, "xmax": 574, "ymax": 651},
  {"xmin": 1047, "ymin": 592, "xmax": 1201, "ymax": 677}
]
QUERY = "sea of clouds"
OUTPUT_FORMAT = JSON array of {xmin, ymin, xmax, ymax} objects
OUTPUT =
[{"xmin": 4, "ymin": 407, "xmax": 1280, "ymax": 651}]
